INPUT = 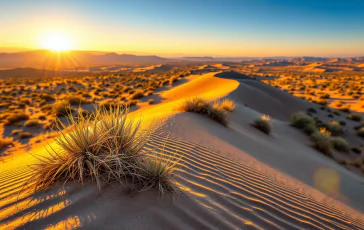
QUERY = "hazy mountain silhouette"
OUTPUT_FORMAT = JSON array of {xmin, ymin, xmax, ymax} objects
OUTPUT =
[{"xmin": 0, "ymin": 50, "xmax": 166, "ymax": 69}]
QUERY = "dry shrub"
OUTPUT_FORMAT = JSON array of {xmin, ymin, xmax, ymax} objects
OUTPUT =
[
  {"xmin": 215, "ymin": 99, "xmax": 236, "ymax": 112},
  {"xmin": 138, "ymin": 151, "xmax": 181, "ymax": 198},
  {"xmin": 29, "ymin": 104, "xmax": 181, "ymax": 197},
  {"xmin": 177, "ymin": 97, "xmax": 228, "ymax": 126},
  {"xmin": 253, "ymin": 115, "xmax": 272, "ymax": 135}
]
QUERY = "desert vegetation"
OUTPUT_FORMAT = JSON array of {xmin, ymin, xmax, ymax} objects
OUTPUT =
[
  {"xmin": 29, "ymin": 105, "xmax": 181, "ymax": 196},
  {"xmin": 177, "ymin": 97, "xmax": 236, "ymax": 126},
  {"xmin": 0, "ymin": 68, "xmax": 190, "ymax": 153},
  {"xmin": 252, "ymin": 114, "xmax": 272, "ymax": 135}
]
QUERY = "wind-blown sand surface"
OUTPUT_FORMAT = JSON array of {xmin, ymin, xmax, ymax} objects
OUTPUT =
[{"xmin": 1, "ymin": 72, "xmax": 364, "ymax": 229}]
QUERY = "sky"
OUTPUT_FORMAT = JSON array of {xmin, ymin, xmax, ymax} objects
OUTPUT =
[{"xmin": 0, "ymin": 0, "xmax": 364, "ymax": 57}]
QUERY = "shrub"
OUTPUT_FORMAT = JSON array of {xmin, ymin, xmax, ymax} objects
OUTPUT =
[
  {"xmin": 331, "ymin": 137, "xmax": 350, "ymax": 153},
  {"xmin": 53, "ymin": 101, "xmax": 73, "ymax": 116},
  {"xmin": 29, "ymin": 105, "xmax": 154, "ymax": 192},
  {"xmin": 66, "ymin": 96, "xmax": 90, "ymax": 105},
  {"xmin": 19, "ymin": 132, "xmax": 32, "ymax": 139},
  {"xmin": 252, "ymin": 115, "xmax": 272, "ymax": 135},
  {"xmin": 217, "ymin": 99, "xmax": 236, "ymax": 112},
  {"xmin": 12, "ymin": 129, "xmax": 22, "ymax": 135},
  {"xmin": 307, "ymin": 108, "xmax": 317, "ymax": 113},
  {"xmin": 357, "ymin": 128, "xmax": 364, "ymax": 138},
  {"xmin": 148, "ymin": 99, "xmax": 154, "ymax": 105},
  {"xmin": 4, "ymin": 112, "xmax": 29, "ymax": 125},
  {"xmin": 351, "ymin": 147, "xmax": 362, "ymax": 154},
  {"xmin": 327, "ymin": 121, "xmax": 344, "ymax": 136},
  {"xmin": 24, "ymin": 120, "xmax": 41, "ymax": 127},
  {"xmin": 138, "ymin": 153, "xmax": 181, "ymax": 197},
  {"xmin": 310, "ymin": 129, "xmax": 333, "ymax": 156},
  {"xmin": 177, "ymin": 97, "xmax": 228, "ymax": 126},
  {"xmin": 0, "ymin": 136, "xmax": 13, "ymax": 150},
  {"xmin": 129, "ymin": 90, "xmax": 144, "ymax": 100},
  {"xmin": 290, "ymin": 112, "xmax": 316, "ymax": 134},
  {"xmin": 347, "ymin": 114, "xmax": 362, "ymax": 122}
]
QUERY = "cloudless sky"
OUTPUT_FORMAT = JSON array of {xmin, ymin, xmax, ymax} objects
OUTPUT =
[{"xmin": 0, "ymin": 0, "xmax": 364, "ymax": 56}]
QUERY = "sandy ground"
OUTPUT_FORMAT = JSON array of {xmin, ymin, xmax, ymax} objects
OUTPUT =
[{"xmin": 1, "ymin": 72, "xmax": 364, "ymax": 229}]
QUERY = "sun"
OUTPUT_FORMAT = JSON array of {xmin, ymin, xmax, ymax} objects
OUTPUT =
[{"xmin": 39, "ymin": 32, "xmax": 74, "ymax": 51}]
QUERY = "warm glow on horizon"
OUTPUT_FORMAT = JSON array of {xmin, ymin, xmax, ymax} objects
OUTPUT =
[{"xmin": 38, "ymin": 31, "xmax": 74, "ymax": 52}]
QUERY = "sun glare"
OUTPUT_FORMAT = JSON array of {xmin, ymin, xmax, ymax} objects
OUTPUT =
[{"xmin": 39, "ymin": 32, "xmax": 74, "ymax": 52}]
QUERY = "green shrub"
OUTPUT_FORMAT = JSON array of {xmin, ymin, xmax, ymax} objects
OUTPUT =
[
  {"xmin": 291, "ymin": 112, "xmax": 317, "ymax": 135},
  {"xmin": 347, "ymin": 114, "xmax": 362, "ymax": 122},
  {"xmin": 331, "ymin": 137, "xmax": 350, "ymax": 153},
  {"xmin": 311, "ymin": 130, "xmax": 333, "ymax": 156}
]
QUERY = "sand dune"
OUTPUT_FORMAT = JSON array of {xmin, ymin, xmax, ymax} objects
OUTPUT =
[{"xmin": 1, "ymin": 71, "xmax": 364, "ymax": 229}]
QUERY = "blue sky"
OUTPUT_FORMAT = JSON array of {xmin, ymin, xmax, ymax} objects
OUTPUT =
[{"xmin": 0, "ymin": 0, "xmax": 363, "ymax": 56}]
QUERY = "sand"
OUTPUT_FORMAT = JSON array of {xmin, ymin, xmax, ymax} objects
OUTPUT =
[{"xmin": 1, "ymin": 71, "xmax": 364, "ymax": 229}]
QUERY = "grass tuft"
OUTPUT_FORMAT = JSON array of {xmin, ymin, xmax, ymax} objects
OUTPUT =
[
  {"xmin": 178, "ymin": 97, "xmax": 229, "ymax": 126},
  {"xmin": 138, "ymin": 149, "xmax": 181, "ymax": 198},
  {"xmin": 252, "ymin": 115, "xmax": 272, "ymax": 135},
  {"xmin": 29, "ymin": 104, "xmax": 153, "ymax": 192}
]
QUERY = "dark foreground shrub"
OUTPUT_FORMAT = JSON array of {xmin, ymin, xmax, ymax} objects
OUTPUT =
[{"xmin": 252, "ymin": 115, "xmax": 272, "ymax": 135}]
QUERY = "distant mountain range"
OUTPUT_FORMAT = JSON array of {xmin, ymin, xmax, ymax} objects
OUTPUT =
[
  {"xmin": 0, "ymin": 50, "xmax": 363, "ymax": 71},
  {"xmin": 0, "ymin": 50, "xmax": 166, "ymax": 69}
]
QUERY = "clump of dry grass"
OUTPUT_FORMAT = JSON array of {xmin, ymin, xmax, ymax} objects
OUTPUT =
[
  {"xmin": 29, "ymin": 104, "xmax": 181, "ymax": 197},
  {"xmin": 138, "ymin": 150, "xmax": 181, "ymax": 198},
  {"xmin": 215, "ymin": 99, "xmax": 236, "ymax": 112},
  {"xmin": 177, "ymin": 97, "xmax": 229, "ymax": 126},
  {"xmin": 252, "ymin": 114, "xmax": 272, "ymax": 135}
]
